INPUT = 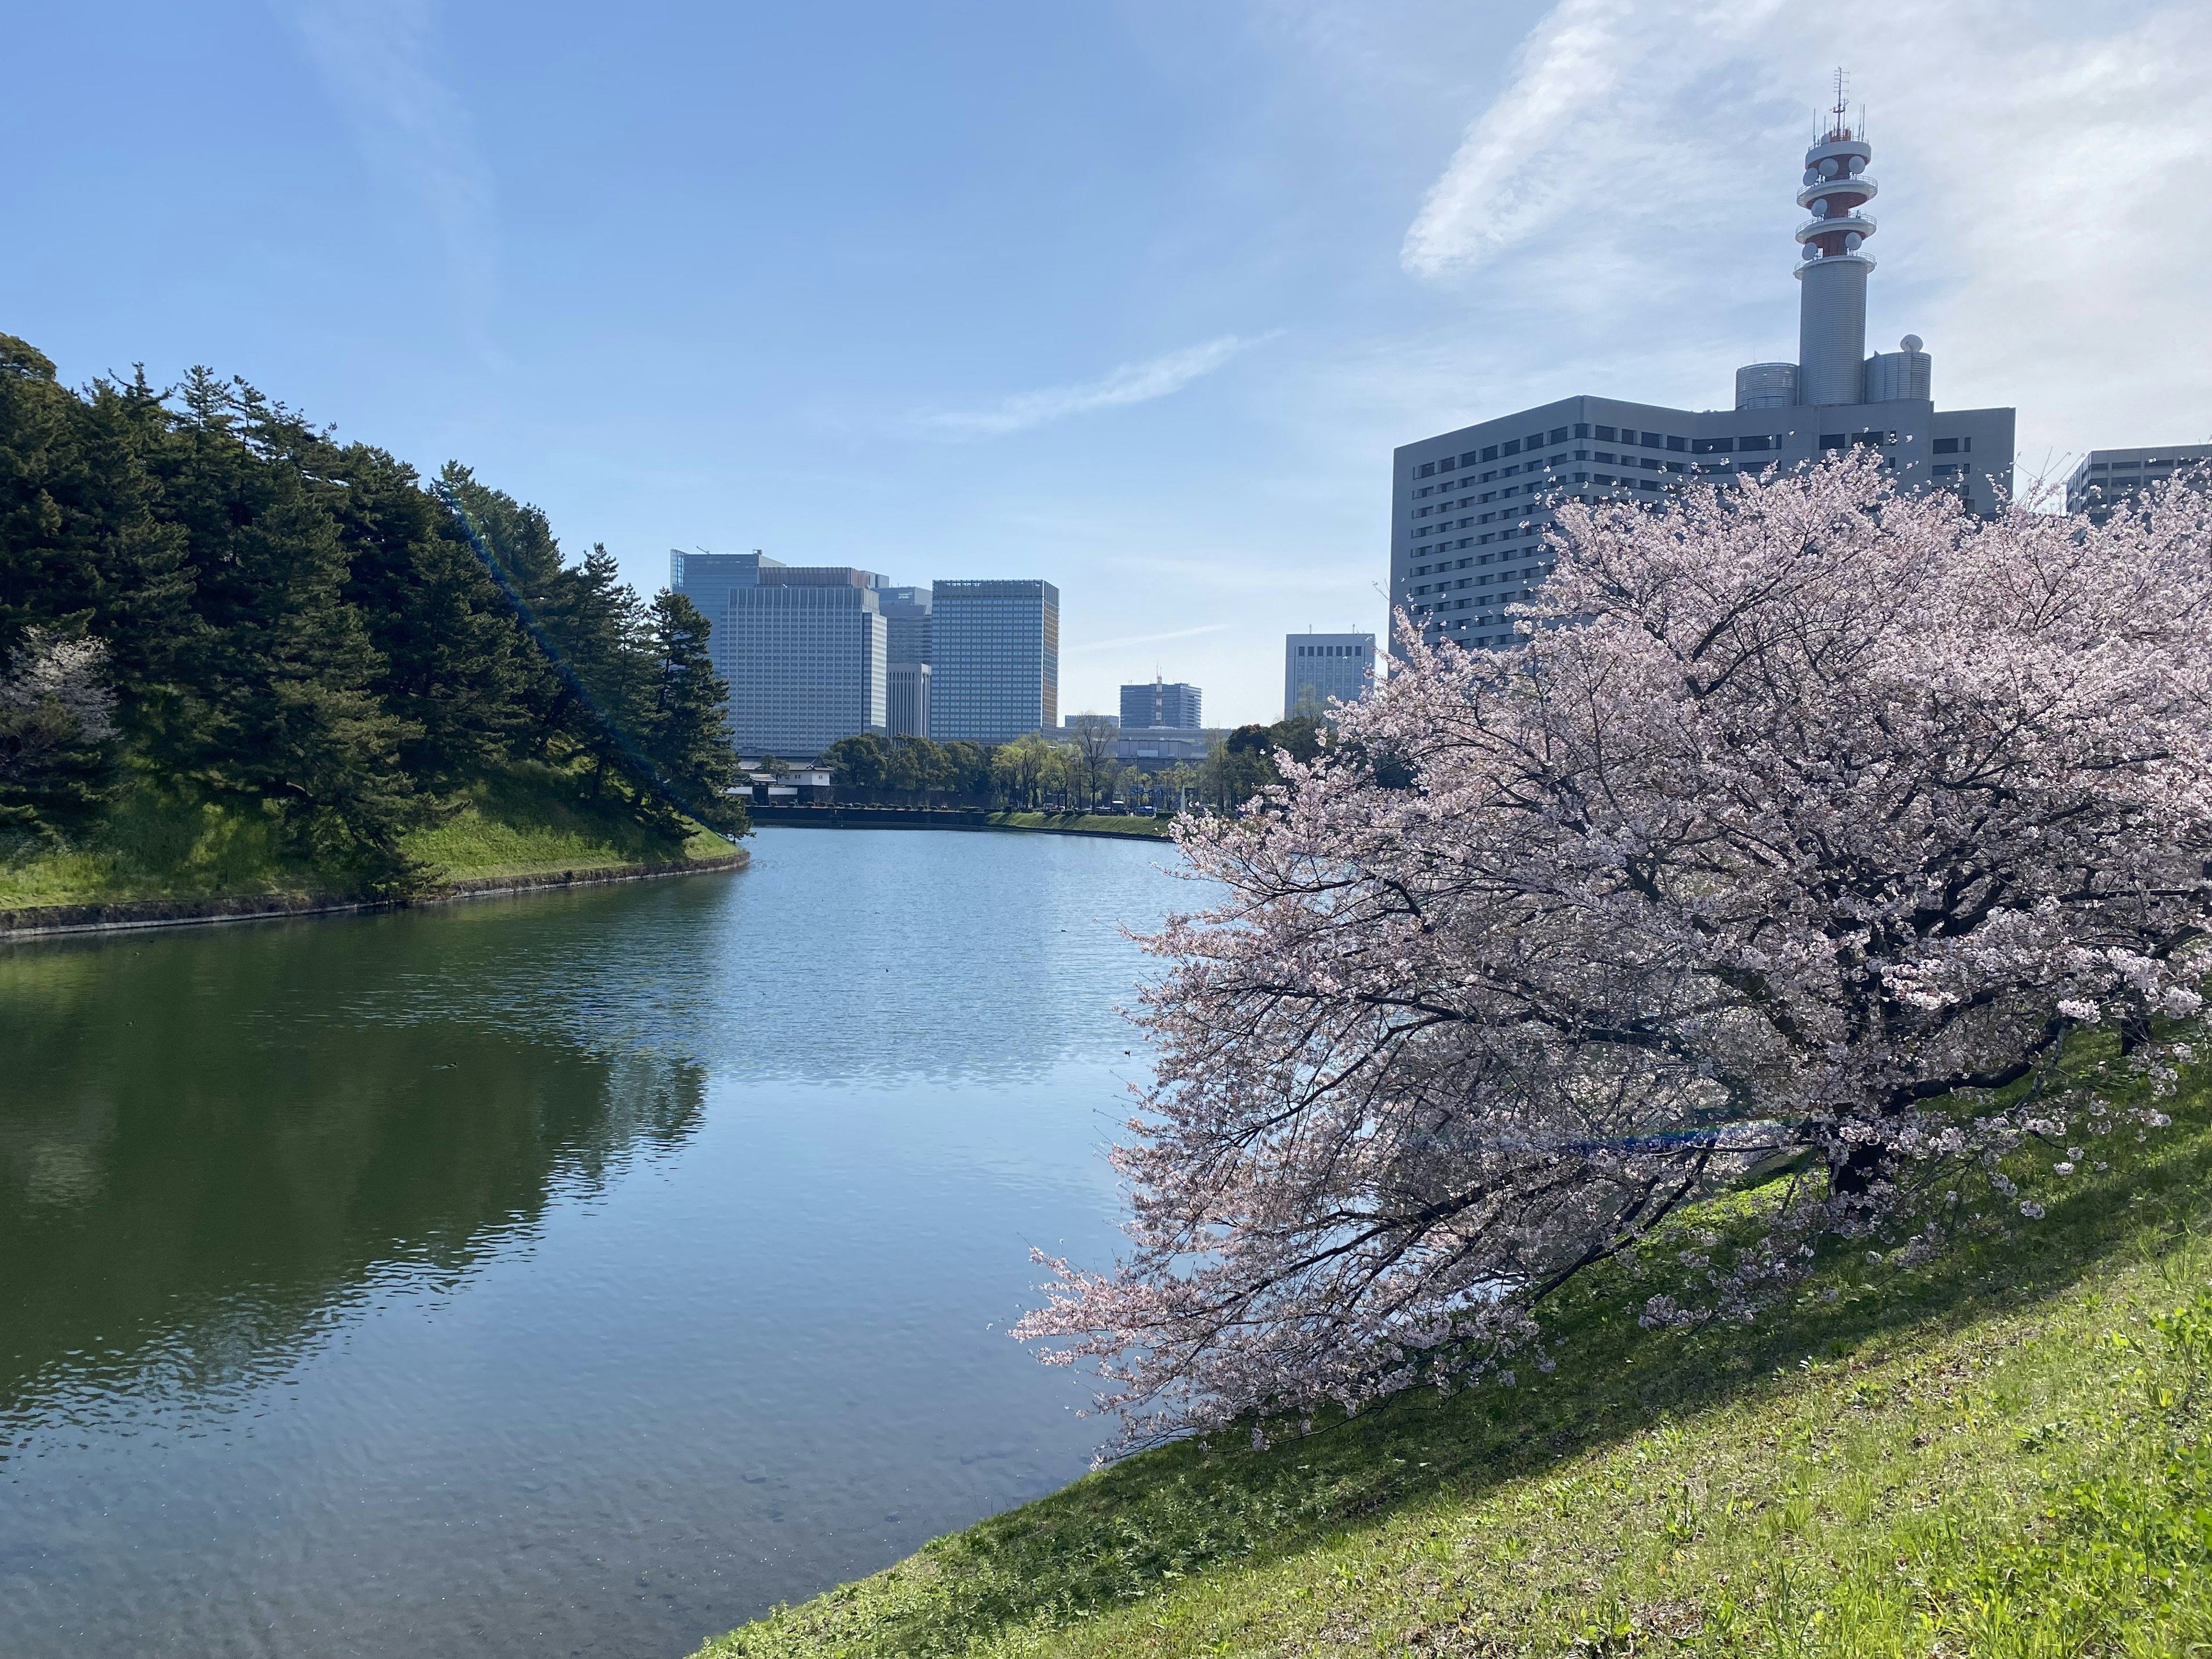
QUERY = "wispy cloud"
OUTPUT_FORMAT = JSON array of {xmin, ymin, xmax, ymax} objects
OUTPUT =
[
  {"xmin": 1385, "ymin": 0, "xmax": 2212, "ymax": 465},
  {"xmin": 1068, "ymin": 622, "xmax": 1236, "ymax": 655},
  {"xmin": 281, "ymin": 0, "xmax": 497, "ymax": 325},
  {"xmin": 919, "ymin": 334, "xmax": 1268, "ymax": 438}
]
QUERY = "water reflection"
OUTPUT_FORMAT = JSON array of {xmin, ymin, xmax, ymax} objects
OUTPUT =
[{"xmin": 0, "ymin": 829, "xmax": 1178, "ymax": 1658}]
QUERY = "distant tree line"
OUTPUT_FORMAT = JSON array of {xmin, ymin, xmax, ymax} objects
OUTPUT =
[
  {"xmin": 0, "ymin": 333, "xmax": 743, "ymax": 889},
  {"xmin": 819, "ymin": 715, "xmax": 1326, "ymax": 815}
]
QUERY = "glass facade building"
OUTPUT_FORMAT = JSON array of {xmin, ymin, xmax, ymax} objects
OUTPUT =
[{"xmin": 929, "ymin": 579, "xmax": 1059, "ymax": 744}]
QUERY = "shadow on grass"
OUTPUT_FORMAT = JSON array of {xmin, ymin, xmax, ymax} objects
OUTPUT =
[{"xmin": 813, "ymin": 1073, "xmax": 2212, "ymax": 1656}]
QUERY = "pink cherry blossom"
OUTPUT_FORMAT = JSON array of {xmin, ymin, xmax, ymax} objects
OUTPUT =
[{"xmin": 1016, "ymin": 454, "xmax": 2212, "ymax": 1451}]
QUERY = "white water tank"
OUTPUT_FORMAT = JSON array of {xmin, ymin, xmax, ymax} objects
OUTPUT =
[
  {"xmin": 1862, "ymin": 335, "xmax": 1932, "ymax": 403},
  {"xmin": 1735, "ymin": 362, "xmax": 1800, "ymax": 410}
]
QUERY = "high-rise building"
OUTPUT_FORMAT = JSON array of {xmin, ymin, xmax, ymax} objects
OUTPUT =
[
  {"xmin": 1120, "ymin": 677, "xmax": 1202, "ymax": 730},
  {"xmin": 1390, "ymin": 86, "xmax": 2014, "ymax": 652},
  {"xmin": 670, "ymin": 550, "xmax": 781, "ymax": 683},
  {"xmin": 889, "ymin": 661, "xmax": 931, "ymax": 740},
  {"xmin": 878, "ymin": 585, "xmax": 933, "ymax": 668},
  {"xmin": 1285, "ymin": 634, "xmax": 1377, "ymax": 720},
  {"xmin": 2066, "ymin": 446, "xmax": 2212, "ymax": 522},
  {"xmin": 672, "ymin": 554, "xmax": 888, "ymax": 758},
  {"xmin": 929, "ymin": 579, "xmax": 1059, "ymax": 744}
]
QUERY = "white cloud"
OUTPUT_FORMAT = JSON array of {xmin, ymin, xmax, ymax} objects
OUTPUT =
[
  {"xmin": 921, "ymin": 334, "xmax": 1267, "ymax": 438},
  {"xmin": 1067, "ymin": 623, "xmax": 1235, "ymax": 656},
  {"xmin": 281, "ymin": 0, "xmax": 497, "ymax": 321},
  {"xmin": 1388, "ymin": 0, "xmax": 2212, "ymax": 473}
]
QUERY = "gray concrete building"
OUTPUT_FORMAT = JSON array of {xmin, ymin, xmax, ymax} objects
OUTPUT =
[
  {"xmin": 672, "ymin": 553, "xmax": 889, "ymax": 759},
  {"xmin": 1390, "ymin": 94, "xmax": 2015, "ymax": 652},
  {"xmin": 930, "ymin": 579, "xmax": 1059, "ymax": 744},
  {"xmin": 1120, "ymin": 678, "xmax": 1202, "ymax": 730},
  {"xmin": 1286, "ymin": 633, "xmax": 1377, "ymax": 719},
  {"xmin": 889, "ymin": 661, "xmax": 931, "ymax": 740},
  {"xmin": 2065, "ymin": 445, "xmax": 2212, "ymax": 522}
]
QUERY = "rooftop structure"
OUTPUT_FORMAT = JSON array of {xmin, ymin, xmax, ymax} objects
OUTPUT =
[{"xmin": 1389, "ymin": 79, "xmax": 2014, "ymax": 651}]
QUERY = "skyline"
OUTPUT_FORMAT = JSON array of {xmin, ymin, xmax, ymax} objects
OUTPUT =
[{"xmin": 5, "ymin": 2, "xmax": 2209, "ymax": 724}]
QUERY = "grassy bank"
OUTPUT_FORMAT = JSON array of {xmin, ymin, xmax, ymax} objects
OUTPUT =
[
  {"xmin": 704, "ymin": 1049, "xmax": 2212, "ymax": 1659},
  {"xmin": 986, "ymin": 811, "xmax": 1172, "ymax": 838},
  {"xmin": 0, "ymin": 763, "xmax": 736, "ymax": 912}
]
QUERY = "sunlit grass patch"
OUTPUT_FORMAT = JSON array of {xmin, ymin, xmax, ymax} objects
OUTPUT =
[{"xmin": 701, "ymin": 1064, "xmax": 2212, "ymax": 1659}]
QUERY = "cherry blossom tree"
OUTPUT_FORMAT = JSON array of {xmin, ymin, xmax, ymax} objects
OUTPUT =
[{"xmin": 1017, "ymin": 456, "xmax": 2212, "ymax": 1449}]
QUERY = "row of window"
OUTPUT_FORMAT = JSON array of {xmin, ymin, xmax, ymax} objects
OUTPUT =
[
  {"xmin": 1414, "ymin": 420, "xmax": 1730, "ymax": 479},
  {"xmin": 1293, "ymin": 643, "xmax": 1370, "ymax": 657},
  {"xmin": 1415, "ymin": 428, "xmax": 1995, "ymax": 484}
]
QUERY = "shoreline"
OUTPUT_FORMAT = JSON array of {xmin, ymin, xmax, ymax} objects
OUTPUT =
[
  {"xmin": 748, "ymin": 804, "xmax": 1172, "ymax": 842},
  {"xmin": 0, "ymin": 850, "xmax": 750, "ymax": 943}
]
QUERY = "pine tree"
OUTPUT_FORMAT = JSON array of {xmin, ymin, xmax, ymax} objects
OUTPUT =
[{"xmin": 642, "ymin": 590, "xmax": 744, "ymax": 833}]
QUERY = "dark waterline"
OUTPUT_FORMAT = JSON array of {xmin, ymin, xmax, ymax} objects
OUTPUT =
[{"xmin": 0, "ymin": 828, "xmax": 1187, "ymax": 1658}]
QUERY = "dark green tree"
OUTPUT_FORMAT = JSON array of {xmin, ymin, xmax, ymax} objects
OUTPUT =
[
  {"xmin": 641, "ymin": 590, "xmax": 744, "ymax": 833},
  {"xmin": 824, "ymin": 731, "xmax": 892, "ymax": 798}
]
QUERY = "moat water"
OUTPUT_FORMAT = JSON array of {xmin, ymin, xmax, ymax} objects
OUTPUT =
[{"xmin": 0, "ymin": 827, "xmax": 1185, "ymax": 1658}]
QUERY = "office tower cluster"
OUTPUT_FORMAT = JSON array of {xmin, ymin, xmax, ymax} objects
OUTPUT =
[
  {"xmin": 1390, "ymin": 83, "xmax": 2018, "ymax": 652},
  {"xmin": 672, "ymin": 555, "xmax": 1058, "ymax": 759}
]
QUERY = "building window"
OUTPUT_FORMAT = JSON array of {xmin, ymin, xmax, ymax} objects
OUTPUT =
[
  {"xmin": 1459, "ymin": 451, "xmax": 1480, "ymax": 467},
  {"xmin": 1641, "ymin": 431, "xmax": 1664, "ymax": 448},
  {"xmin": 1548, "ymin": 427, "xmax": 1569, "ymax": 444},
  {"xmin": 1666, "ymin": 435, "xmax": 1687, "ymax": 452},
  {"xmin": 1820, "ymin": 433, "xmax": 1847, "ymax": 450},
  {"xmin": 1482, "ymin": 445, "xmax": 1498, "ymax": 461},
  {"xmin": 1573, "ymin": 422, "xmax": 1590, "ymax": 438},
  {"xmin": 1692, "ymin": 437, "xmax": 1734, "ymax": 454},
  {"xmin": 1594, "ymin": 425, "xmax": 1618, "ymax": 441},
  {"xmin": 1931, "ymin": 437, "xmax": 1960, "ymax": 454},
  {"xmin": 1738, "ymin": 435, "xmax": 1774, "ymax": 452},
  {"xmin": 1502, "ymin": 439, "xmax": 1521, "ymax": 456}
]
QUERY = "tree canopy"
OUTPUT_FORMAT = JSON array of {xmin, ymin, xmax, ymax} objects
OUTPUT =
[
  {"xmin": 0, "ymin": 334, "xmax": 744, "ymax": 885},
  {"xmin": 1018, "ymin": 456, "xmax": 2212, "ymax": 1448}
]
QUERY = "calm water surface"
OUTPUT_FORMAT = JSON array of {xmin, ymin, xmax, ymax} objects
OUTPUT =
[{"xmin": 0, "ymin": 828, "xmax": 1185, "ymax": 1658}]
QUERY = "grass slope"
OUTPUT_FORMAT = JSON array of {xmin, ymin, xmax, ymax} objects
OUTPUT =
[
  {"xmin": 987, "ymin": 812, "xmax": 1172, "ymax": 838},
  {"xmin": 704, "ymin": 1051, "xmax": 2212, "ymax": 1659},
  {"xmin": 0, "ymin": 763, "xmax": 734, "ymax": 910}
]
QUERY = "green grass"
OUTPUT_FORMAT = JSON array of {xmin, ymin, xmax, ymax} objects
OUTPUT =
[
  {"xmin": 702, "ymin": 1052, "xmax": 2212, "ymax": 1659},
  {"xmin": 0, "ymin": 763, "xmax": 737, "ymax": 911},
  {"xmin": 987, "ymin": 811, "xmax": 1172, "ymax": 838}
]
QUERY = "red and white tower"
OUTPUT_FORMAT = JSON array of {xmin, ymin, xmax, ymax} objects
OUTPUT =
[{"xmin": 1795, "ymin": 73, "xmax": 1877, "ymax": 407}]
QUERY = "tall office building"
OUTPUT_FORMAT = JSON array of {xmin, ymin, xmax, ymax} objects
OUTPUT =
[
  {"xmin": 878, "ymin": 585, "xmax": 933, "ymax": 665},
  {"xmin": 929, "ymin": 579, "xmax": 1059, "ymax": 744},
  {"xmin": 670, "ymin": 550, "xmax": 781, "ymax": 683},
  {"xmin": 1391, "ymin": 88, "xmax": 2014, "ymax": 651},
  {"xmin": 2066, "ymin": 445, "xmax": 2212, "ymax": 522},
  {"xmin": 1285, "ymin": 634, "xmax": 1377, "ymax": 719},
  {"xmin": 1120, "ymin": 677, "xmax": 1202, "ymax": 730},
  {"xmin": 889, "ymin": 661, "xmax": 931, "ymax": 740},
  {"xmin": 672, "ymin": 554, "xmax": 888, "ymax": 757},
  {"xmin": 877, "ymin": 585, "xmax": 934, "ymax": 737}
]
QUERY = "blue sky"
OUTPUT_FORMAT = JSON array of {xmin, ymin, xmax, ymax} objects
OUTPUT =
[{"xmin": 7, "ymin": 1, "xmax": 2209, "ymax": 724}]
